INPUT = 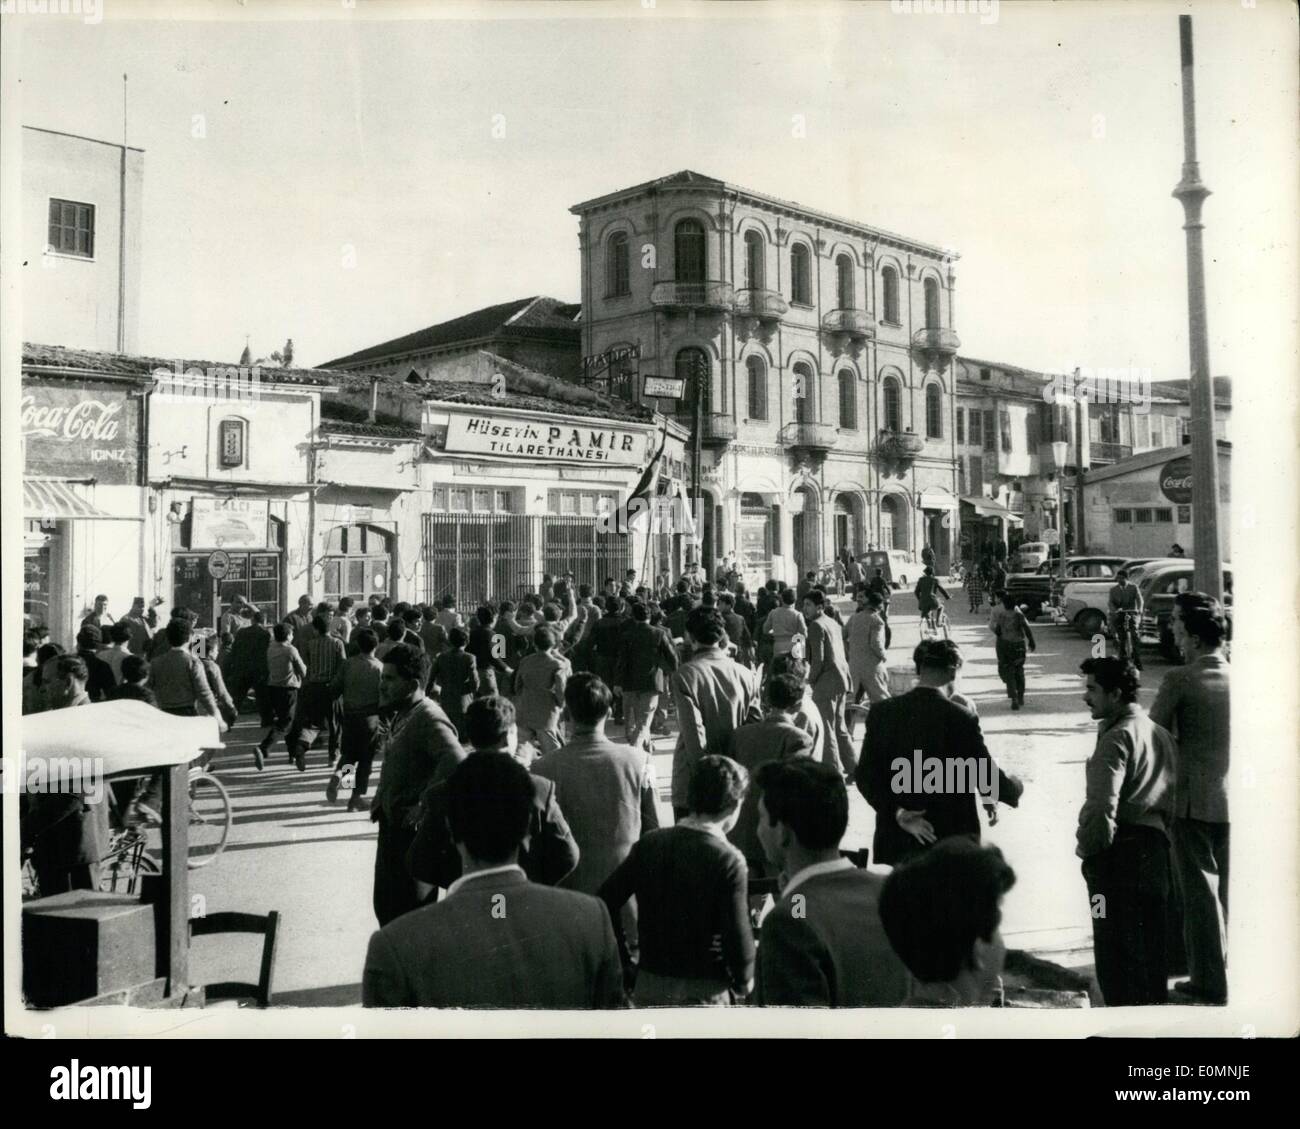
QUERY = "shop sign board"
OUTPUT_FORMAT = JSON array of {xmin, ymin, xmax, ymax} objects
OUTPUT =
[
  {"xmin": 191, "ymin": 497, "xmax": 269, "ymax": 549},
  {"xmin": 444, "ymin": 414, "xmax": 648, "ymax": 466},
  {"xmin": 1159, "ymin": 456, "xmax": 1194, "ymax": 505},
  {"xmin": 20, "ymin": 379, "xmax": 141, "ymax": 484}
]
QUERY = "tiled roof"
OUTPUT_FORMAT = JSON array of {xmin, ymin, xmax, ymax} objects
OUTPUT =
[
  {"xmin": 23, "ymin": 342, "xmax": 340, "ymax": 387},
  {"xmin": 322, "ymin": 296, "xmax": 580, "ymax": 369},
  {"xmin": 319, "ymin": 417, "xmax": 425, "ymax": 441},
  {"xmin": 417, "ymin": 352, "xmax": 652, "ymax": 423}
]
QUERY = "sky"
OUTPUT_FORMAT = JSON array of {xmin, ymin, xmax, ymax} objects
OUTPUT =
[{"xmin": 9, "ymin": 0, "xmax": 1298, "ymax": 385}]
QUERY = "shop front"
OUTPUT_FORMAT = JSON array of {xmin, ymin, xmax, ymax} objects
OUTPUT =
[
  {"xmin": 21, "ymin": 375, "xmax": 147, "ymax": 641},
  {"xmin": 164, "ymin": 494, "xmax": 294, "ymax": 632}
]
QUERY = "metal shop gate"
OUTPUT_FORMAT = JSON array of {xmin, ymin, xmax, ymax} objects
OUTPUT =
[
  {"xmin": 423, "ymin": 514, "xmax": 633, "ymax": 607},
  {"xmin": 423, "ymin": 514, "xmax": 534, "ymax": 607},
  {"xmin": 542, "ymin": 516, "xmax": 633, "ymax": 593}
]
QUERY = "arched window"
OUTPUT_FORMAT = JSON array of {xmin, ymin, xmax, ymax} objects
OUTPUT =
[
  {"xmin": 883, "ymin": 376, "xmax": 902, "ymax": 433},
  {"xmin": 924, "ymin": 277, "xmax": 941, "ymax": 329},
  {"xmin": 605, "ymin": 231, "xmax": 630, "ymax": 297},
  {"xmin": 675, "ymin": 347, "xmax": 711, "ymax": 414},
  {"xmin": 744, "ymin": 230, "xmax": 765, "ymax": 290},
  {"xmin": 926, "ymin": 383, "xmax": 943, "ymax": 439},
  {"xmin": 836, "ymin": 254, "xmax": 854, "ymax": 309},
  {"xmin": 674, "ymin": 219, "xmax": 706, "ymax": 284},
  {"xmin": 838, "ymin": 370, "xmax": 857, "ymax": 430},
  {"xmin": 793, "ymin": 361, "xmax": 816, "ymax": 423},
  {"xmin": 790, "ymin": 243, "xmax": 812, "ymax": 306},
  {"xmin": 218, "ymin": 417, "xmax": 247, "ymax": 468},
  {"xmin": 747, "ymin": 356, "xmax": 768, "ymax": 421},
  {"xmin": 882, "ymin": 266, "xmax": 900, "ymax": 324}
]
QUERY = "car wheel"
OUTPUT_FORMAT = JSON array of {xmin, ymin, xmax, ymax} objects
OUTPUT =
[{"xmin": 1076, "ymin": 609, "xmax": 1104, "ymax": 639}]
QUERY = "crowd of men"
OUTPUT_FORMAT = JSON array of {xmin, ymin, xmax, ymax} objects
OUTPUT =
[{"xmin": 20, "ymin": 562, "xmax": 1230, "ymax": 1011}]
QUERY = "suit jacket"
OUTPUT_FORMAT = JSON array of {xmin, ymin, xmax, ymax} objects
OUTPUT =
[
  {"xmin": 590, "ymin": 613, "xmax": 629, "ymax": 683},
  {"xmin": 755, "ymin": 866, "xmax": 911, "ymax": 1007},
  {"xmin": 407, "ymin": 769, "xmax": 580, "ymax": 891},
  {"xmin": 1076, "ymin": 704, "xmax": 1175, "ymax": 858},
  {"xmin": 1149, "ymin": 652, "xmax": 1229, "ymax": 823},
  {"xmin": 513, "ymin": 651, "xmax": 569, "ymax": 732},
  {"xmin": 76, "ymin": 648, "xmax": 117, "ymax": 702},
  {"xmin": 433, "ymin": 649, "xmax": 478, "ymax": 703},
  {"xmin": 728, "ymin": 716, "xmax": 814, "ymax": 862},
  {"xmin": 855, "ymin": 686, "xmax": 1022, "ymax": 865},
  {"xmin": 227, "ymin": 624, "xmax": 271, "ymax": 682},
  {"xmin": 615, "ymin": 620, "xmax": 679, "ymax": 693},
  {"xmin": 805, "ymin": 615, "xmax": 851, "ymax": 698},
  {"xmin": 531, "ymin": 732, "xmax": 659, "ymax": 895},
  {"xmin": 669, "ymin": 648, "xmax": 763, "ymax": 807},
  {"xmin": 362, "ymin": 870, "xmax": 625, "ymax": 1008}
]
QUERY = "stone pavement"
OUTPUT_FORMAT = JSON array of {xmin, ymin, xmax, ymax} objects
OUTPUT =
[{"xmin": 185, "ymin": 588, "xmax": 1184, "ymax": 1006}]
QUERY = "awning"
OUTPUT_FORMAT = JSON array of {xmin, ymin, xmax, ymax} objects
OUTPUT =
[
  {"xmin": 23, "ymin": 479, "xmax": 142, "ymax": 522},
  {"xmin": 959, "ymin": 494, "xmax": 1025, "ymax": 524}
]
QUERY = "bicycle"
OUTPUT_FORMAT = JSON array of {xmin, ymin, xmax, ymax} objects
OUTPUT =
[
  {"xmin": 922, "ymin": 599, "xmax": 951, "ymax": 641},
  {"xmin": 1111, "ymin": 610, "xmax": 1141, "ymax": 668},
  {"xmin": 100, "ymin": 762, "xmax": 233, "ymax": 893}
]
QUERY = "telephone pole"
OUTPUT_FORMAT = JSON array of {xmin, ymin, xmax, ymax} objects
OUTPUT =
[{"xmin": 1172, "ymin": 15, "xmax": 1224, "ymax": 601}]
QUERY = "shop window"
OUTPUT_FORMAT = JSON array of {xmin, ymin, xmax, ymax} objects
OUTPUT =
[
  {"xmin": 450, "ymin": 489, "xmax": 469, "ymax": 512},
  {"xmin": 496, "ymin": 490, "xmax": 516, "ymax": 513},
  {"xmin": 48, "ymin": 198, "xmax": 95, "ymax": 257},
  {"xmin": 1133, "ymin": 508, "xmax": 1153, "ymax": 524},
  {"xmin": 473, "ymin": 488, "xmax": 492, "ymax": 512},
  {"xmin": 1154, "ymin": 507, "xmax": 1173, "ymax": 523},
  {"xmin": 218, "ymin": 418, "xmax": 247, "ymax": 468},
  {"xmin": 1115, "ymin": 508, "xmax": 1133, "ymax": 524},
  {"xmin": 430, "ymin": 487, "xmax": 448, "ymax": 511}
]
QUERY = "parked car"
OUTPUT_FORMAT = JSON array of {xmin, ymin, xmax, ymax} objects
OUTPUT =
[
  {"xmin": 1013, "ymin": 542, "xmax": 1050, "ymax": 571},
  {"xmin": 1056, "ymin": 558, "xmax": 1179, "ymax": 638},
  {"xmin": 1005, "ymin": 556, "xmax": 1123, "ymax": 620},
  {"xmin": 1138, "ymin": 561, "xmax": 1233, "ymax": 662}
]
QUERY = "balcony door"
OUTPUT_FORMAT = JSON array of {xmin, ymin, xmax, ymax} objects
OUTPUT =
[
  {"xmin": 924, "ymin": 277, "xmax": 941, "ymax": 329},
  {"xmin": 674, "ymin": 219, "xmax": 706, "ymax": 284}
]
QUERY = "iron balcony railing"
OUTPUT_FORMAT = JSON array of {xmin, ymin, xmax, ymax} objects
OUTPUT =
[
  {"xmin": 649, "ymin": 280, "xmax": 735, "ymax": 311},
  {"xmin": 822, "ymin": 309, "xmax": 875, "ymax": 339},
  {"xmin": 733, "ymin": 288, "xmax": 789, "ymax": 321},
  {"xmin": 780, "ymin": 421, "xmax": 838, "ymax": 452},
  {"xmin": 911, "ymin": 326, "xmax": 962, "ymax": 354}
]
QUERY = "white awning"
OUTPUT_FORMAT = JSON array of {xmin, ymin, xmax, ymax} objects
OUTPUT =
[
  {"xmin": 21, "ymin": 699, "xmax": 223, "ymax": 778},
  {"xmin": 918, "ymin": 490, "xmax": 959, "ymax": 510},
  {"xmin": 24, "ymin": 479, "xmax": 142, "ymax": 522}
]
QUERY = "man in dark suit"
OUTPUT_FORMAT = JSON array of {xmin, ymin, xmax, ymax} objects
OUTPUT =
[
  {"xmin": 669, "ymin": 606, "xmax": 763, "ymax": 820},
  {"xmin": 408, "ymin": 695, "xmax": 579, "ymax": 900},
  {"xmin": 614, "ymin": 600, "xmax": 679, "ymax": 753},
  {"xmin": 73, "ymin": 625, "xmax": 117, "ymax": 703},
  {"xmin": 728, "ymin": 673, "xmax": 814, "ymax": 871},
  {"xmin": 718, "ymin": 591, "xmax": 754, "ymax": 667},
  {"xmin": 753, "ymin": 759, "xmax": 910, "ymax": 1007},
  {"xmin": 532, "ymin": 674, "xmax": 658, "ymax": 899},
  {"xmin": 803, "ymin": 590, "xmax": 856, "ymax": 777},
  {"xmin": 364, "ymin": 751, "xmax": 625, "ymax": 1008},
  {"xmin": 590, "ymin": 595, "xmax": 629, "ymax": 721},
  {"xmin": 225, "ymin": 609, "xmax": 272, "ymax": 724},
  {"xmin": 855, "ymin": 639, "xmax": 1023, "ymax": 867},
  {"xmin": 432, "ymin": 626, "xmax": 478, "ymax": 739}
]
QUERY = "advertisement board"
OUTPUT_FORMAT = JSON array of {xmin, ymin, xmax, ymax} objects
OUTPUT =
[
  {"xmin": 444, "ymin": 414, "xmax": 648, "ymax": 466},
  {"xmin": 191, "ymin": 497, "xmax": 269, "ymax": 549},
  {"xmin": 21, "ymin": 380, "xmax": 141, "ymax": 484}
]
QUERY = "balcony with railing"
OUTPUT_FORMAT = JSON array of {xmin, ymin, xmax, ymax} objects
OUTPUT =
[
  {"xmin": 700, "ymin": 413, "xmax": 736, "ymax": 447},
  {"xmin": 733, "ymin": 288, "xmax": 789, "ymax": 322},
  {"xmin": 650, "ymin": 280, "xmax": 735, "ymax": 312},
  {"xmin": 780, "ymin": 421, "xmax": 838, "ymax": 455},
  {"xmin": 911, "ymin": 326, "xmax": 962, "ymax": 369},
  {"xmin": 821, "ymin": 308, "xmax": 875, "ymax": 340},
  {"xmin": 1089, "ymin": 440, "xmax": 1133, "ymax": 466},
  {"xmin": 876, "ymin": 429, "xmax": 925, "ymax": 463}
]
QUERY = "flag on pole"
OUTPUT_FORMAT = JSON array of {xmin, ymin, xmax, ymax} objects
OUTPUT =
[{"xmin": 625, "ymin": 421, "xmax": 668, "ymax": 535}]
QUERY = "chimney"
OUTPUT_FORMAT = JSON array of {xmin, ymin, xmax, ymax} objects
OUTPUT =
[{"xmin": 369, "ymin": 375, "xmax": 379, "ymax": 423}]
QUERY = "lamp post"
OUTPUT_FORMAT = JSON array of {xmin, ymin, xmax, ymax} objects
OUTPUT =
[{"xmin": 1172, "ymin": 15, "xmax": 1224, "ymax": 601}]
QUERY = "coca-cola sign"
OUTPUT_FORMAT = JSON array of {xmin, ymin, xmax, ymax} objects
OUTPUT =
[
  {"xmin": 21, "ymin": 380, "xmax": 140, "ymax": 484},
  {"xmin": 1160, "ymin": 455, "xmax": 1193, "ymax": 505}
]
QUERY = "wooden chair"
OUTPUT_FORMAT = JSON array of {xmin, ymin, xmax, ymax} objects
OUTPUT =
[{"xmin": 189, "ymin": 910, "xmax": 281, "ymax": 1008}]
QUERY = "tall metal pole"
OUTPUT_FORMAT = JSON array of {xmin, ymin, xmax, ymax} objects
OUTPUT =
[
  {"xmin": 693, "ymin": 354, "xmax": 704, "ymax": 570},
  {"xmin": 1172, "ymin": 15, "xmax": 1224, "ymax": 601}
]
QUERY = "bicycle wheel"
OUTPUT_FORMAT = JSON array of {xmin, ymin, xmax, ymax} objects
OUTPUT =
[{"xmin": 186, "ymin": 770, "xmax": 232, "ymax": 869}]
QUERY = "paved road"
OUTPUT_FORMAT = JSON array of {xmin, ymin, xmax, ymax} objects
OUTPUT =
[{"xmin": 186, "ymin": 589, "xmax": 1182, "ymax": 1004}]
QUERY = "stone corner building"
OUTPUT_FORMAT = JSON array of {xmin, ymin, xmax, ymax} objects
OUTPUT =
[{"xmin": 570, "ymin": 169, "xmax": 964, "ymax": 580}]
